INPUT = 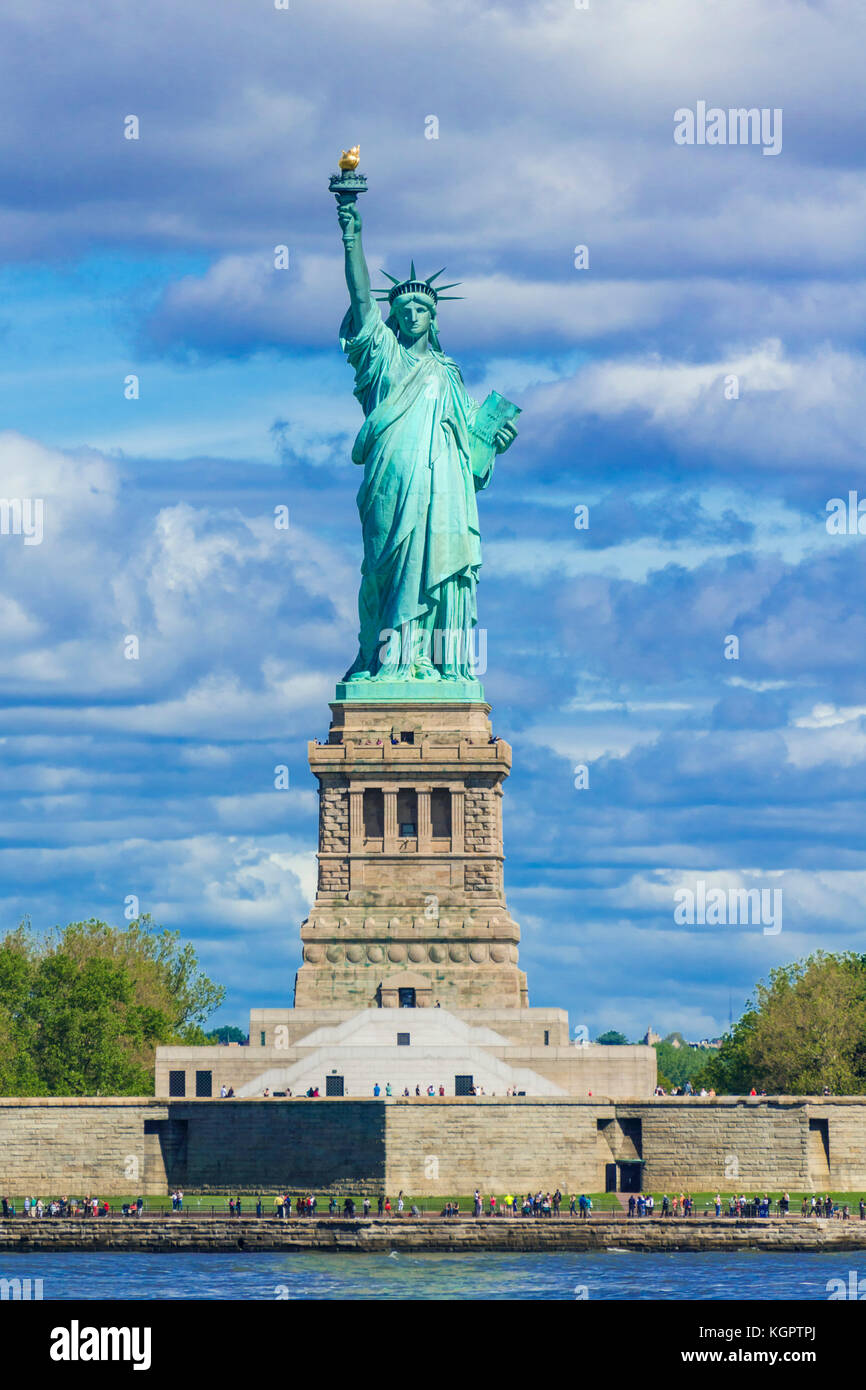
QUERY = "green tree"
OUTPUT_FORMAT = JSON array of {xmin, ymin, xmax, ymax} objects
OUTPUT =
[
  {"xmin": 697, "ymin": 952, "xmax": 866, "ymax": 1096},
  {"xmin": 0, "ymin": 916, "xmax": 225, "ymax": 1097},
  {"xmin": 0, "ymin": 925, "xmax": 43, "ymax": 1094},
  {"xmin": 654, "ymin": 1037, "xmax": 711, "ymax": 1089},
  {"xmin": 596, "ymin": 1029, "xmax": 630, "ymax": 1045},
  {"xmin": 204, "ymin": 1025, "xmax": 247, "ymax": 1044}
]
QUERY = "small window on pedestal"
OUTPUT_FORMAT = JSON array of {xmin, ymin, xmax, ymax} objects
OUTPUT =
[
  {"xmin": 397, "ymin": 788, "xmax": 417, "ymax": 837},
  {"xmin": 363, "ymin": 788, "xmax": 384, "ymax": 837},
  {"xmin": 431, "ymin": 788, "xmax": 452, "ymax": 837}
]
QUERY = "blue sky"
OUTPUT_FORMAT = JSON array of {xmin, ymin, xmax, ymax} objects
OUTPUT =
[{"xmin": 0, "ymin": 0, "xmax": 864, "ymax": 1040}]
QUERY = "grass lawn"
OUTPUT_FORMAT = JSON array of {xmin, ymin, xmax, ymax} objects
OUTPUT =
[{"xmin": 6, "ymin": 1190, "xmax": 865, "ymax": 1215}]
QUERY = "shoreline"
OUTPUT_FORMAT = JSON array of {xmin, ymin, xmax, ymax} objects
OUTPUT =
[{"xmin": 3, "ymin": 1215, "xmax": 866, "ymax": 1254}]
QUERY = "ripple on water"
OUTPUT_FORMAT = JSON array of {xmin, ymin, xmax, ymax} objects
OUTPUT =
[{"xmin": 0, "ymin": 1250, "xmax": 849, "ymax": 1301}]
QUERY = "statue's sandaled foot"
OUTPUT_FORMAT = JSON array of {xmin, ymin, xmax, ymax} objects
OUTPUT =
[
  {"xmin": 413, "ymin": 663, "xmax": 441, "ymax": 681},
  {"xmin": 343, "ymin": 669, "xmax": 372, "ymax": 682}
]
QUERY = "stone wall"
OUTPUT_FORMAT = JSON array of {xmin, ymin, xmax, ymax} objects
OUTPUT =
[
  {"xmin": 175, "ymin": 1100, "xmax": 384, "ymax": 1192},
  {"xmin": 384, "ymin": 1098, "xmax": 606, "ymax": 1193},
  {"xmin": 464, "ymin": 864, "xmax": 497, "ymax": 893},
  {"xmin": 808, "ymin": 1104, "xmax": 866, "ymax": 1191},
  {"xmin": 318, "ymin": 783, "xmax": 349, "ymax": 854},
  {"xmin": 624, "ymin": 1097, "xmax": 866, "ymax": 1190},
  {"xmin": 5, "ymin": 1215, "xmax": 866, "ymax": 1254},
  {"xmin": 2, "ymin": 1096, "xmax": 866, "ymax": 1198},
  {"xmin": 464, "ymin": 782, "xmax": 496, "ymax": 854},
  {"xmin": 0, "ymin": 1100, "xmax": 171, "ymax": 1196},
  {"xmin": 0, "ymin": 1098, "xmax": 386, "ymax": 1196},
  {"xmin": 317, "ymin": 780, "xmax": 350, "ymax": 893},
  {"xmin": 628, "ymin": 1099, "xmax": 809, "ymax": 1190}
]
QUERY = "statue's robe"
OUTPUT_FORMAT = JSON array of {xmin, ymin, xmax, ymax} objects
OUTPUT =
[{"xmin": 340, "ymin": 303, "xmax": 491, "ymax": 680}]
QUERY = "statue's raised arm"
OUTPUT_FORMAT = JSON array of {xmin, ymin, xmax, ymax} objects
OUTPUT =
[{"xmin": 337, "ymin": 199, "xmax": 372, "ymax": 335}]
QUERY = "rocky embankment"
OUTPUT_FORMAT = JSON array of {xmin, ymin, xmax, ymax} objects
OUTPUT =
[{"xmin": 2, "ymin": 1215, "xmax": 866, "ymax": 1253}]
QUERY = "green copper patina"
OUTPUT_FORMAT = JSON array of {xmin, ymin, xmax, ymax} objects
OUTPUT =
[{"xmin": 331, "ymin": 156, "xmax": 519, "ymax": 703}]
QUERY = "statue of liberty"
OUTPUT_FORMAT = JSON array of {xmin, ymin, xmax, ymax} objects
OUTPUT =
[{"xmin": 332, "ymin": 155, "xmax": 519, "ymax": 692}]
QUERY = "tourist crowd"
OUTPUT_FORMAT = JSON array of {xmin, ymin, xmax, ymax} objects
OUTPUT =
[
  {"xmin": 4, "ymin": 1189, "xmax": 864, "ymax": 1221},
  {"xmin": 624, "ymin": 1192, "xmax": 866, "ymax": 1219},
  {"xmin": 0, "ymin": 1195, "xmax": 140, "ymax": 1218}
]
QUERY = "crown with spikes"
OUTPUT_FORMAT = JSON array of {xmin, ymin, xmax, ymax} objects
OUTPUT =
[{"xmin": 374, "ymin": 261, "xmax": 462, "ymax": 306}]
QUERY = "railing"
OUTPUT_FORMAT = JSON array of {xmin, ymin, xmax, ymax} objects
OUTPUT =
[
  {"xmin": 308, "ymin": 740, "xmax": 511, "ymax": 764},
  {"xmin": 0, "ymin": 1201, "xmax": 847, "ymax": 1221}
]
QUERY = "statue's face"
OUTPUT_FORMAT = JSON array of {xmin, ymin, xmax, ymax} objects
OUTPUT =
[{"xmin": 394, "ymin": 294, "xmax": 434, "ymax": 341}]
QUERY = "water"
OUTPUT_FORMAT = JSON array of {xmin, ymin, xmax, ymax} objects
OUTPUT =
[{"xmin": 0, "ymin": 1250, "xmax": 854, "ymax": 1300}]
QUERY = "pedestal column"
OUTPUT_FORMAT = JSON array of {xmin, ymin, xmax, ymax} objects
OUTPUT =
[
  {"xmin": 349, "ymin": 789, "xmax": 364, "ymax": 851},
  {"xmin": 383, "ymin": 788, "xmax": 398, "ymax": 854},
  {"xmin": 451, "ymin": 789, "xmax": 465, "ymax": 853},
  {"xmin": 417, "ymin": 788, "xmax": 432, "ymax": 852}
]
